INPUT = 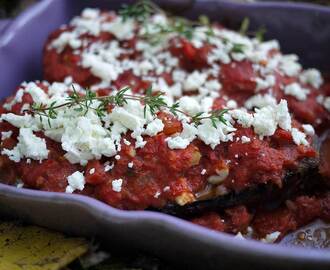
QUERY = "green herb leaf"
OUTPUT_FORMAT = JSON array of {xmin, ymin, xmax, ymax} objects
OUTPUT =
[
  {"xmin": 239, "ymin": 17, "xmax": 250, "ymax": 35},
  {"xmin": 119, "ymin": 0, "xmax": 155, "ymax": 23}
]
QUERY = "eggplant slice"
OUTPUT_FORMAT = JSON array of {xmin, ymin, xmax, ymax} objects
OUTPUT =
[{"xmin": 149, "ymin": 157, "xmax": 322, "ymax": 218}]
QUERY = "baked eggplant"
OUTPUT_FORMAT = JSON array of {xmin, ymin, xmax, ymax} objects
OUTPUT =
[{"xmin": 151, "ymin": 157, "xmax": 322, "ymax": 218}]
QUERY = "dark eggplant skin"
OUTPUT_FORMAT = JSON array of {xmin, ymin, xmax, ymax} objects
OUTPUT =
[{"xmin": 149, "ymin": 157, "xmax": 322, "ymax": 218}]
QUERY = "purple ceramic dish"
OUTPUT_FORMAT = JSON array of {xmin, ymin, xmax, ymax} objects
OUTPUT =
[{"xmin": 0, "ymin": 1, "xmax": 330, "ymax": 269}]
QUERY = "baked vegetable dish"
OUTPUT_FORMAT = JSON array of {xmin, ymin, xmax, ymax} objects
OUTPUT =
[{"xmin": 1, "ymin": 1, "xmax": 330, "ymax": 242}]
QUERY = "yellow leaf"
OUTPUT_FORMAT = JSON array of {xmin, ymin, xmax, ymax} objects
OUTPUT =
[{"xmin": 0, "ymin": 222, "xmax": 88, "ymax": 270}]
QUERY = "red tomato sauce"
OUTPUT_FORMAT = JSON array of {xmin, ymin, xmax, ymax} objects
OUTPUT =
[{"xmin": 0, "ymin": 83, "xmax": 316, "ymax": 213}]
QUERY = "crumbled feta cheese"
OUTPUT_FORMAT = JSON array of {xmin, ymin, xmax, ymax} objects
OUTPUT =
[
  {"xmin": 81, "ymin": 54, "xmax": 121, "ymax": 83},
  {"xmin": 261, "ymin": 231, "xmax": 281, "ymax": 243},
  {"xmin": 66, "ymin": 171, "xmax": 85, "ymax": 193},
  {"xmin": 291, "ymin": 128, "xmax": 308, "ymax": 146},
  {"xmin": 204, "ymin": 79, "xmax": 222, "ymax": 92},
  {"xmin": 82, "ymin": 8, "xmax": 100, "ymax": 19},
  {"xmin": 1, "ymin": 113, "xmax": 36, "ymax": 129},
  {"xmin": 89, "ymin": 168, "xmax": 95, "ymax": 175},
  {"xmin": 115, "ymin": 155, "xmax": 121, "ymax": 160},
  {"xmin": 102, "ymin": 17, "xmax": 135, "ymax": 40},
  {"xmin": 128, "ymin": 161, "xmax": 134, "ymax": 168},
  {"xmin": 299, "ymin": 68, "xmax": 323, "ymax": 88},
  {"xmin": 112, "ymin": 178, "xmax": 123, "ymax": 192},
  {"xmin": 197, "ymin": 118, "xmax": 236, "ymax": 149},
  {"xmin": 3, "ymin": 88, "xmax": 24, "ymax": 110},
  {"xmin": 2, "ymin": 128, "xmax": 48, "ymax": 162},
  {"xmin": 1, "ymin": 130, "xmax": 12, "ymax": 140},
  {"xmin": 231, "ymin": 109, "xmax": 253, "ymax": 128},
  {"xmin": 284, "ymin": 83, "xmax": 310, "ymax": 101},
  {"xmin": 144, "ymin": 118, "xmax": 164, "ymax": 136},
  {"xmin": 201, "ymin": 169, "xmax": 207, "ymax": 175},
  {"xmin": 17, "ymin": 182, "xmax": 24, "ymax": 188},
  {"xmin": 302, "ymin": 124, "xmax": 315, "ymax": 136},
  {"xmin": 323, "ymin": 97, "xmax": 330, "ymax": 112},
  {"xmin": 241, "ymin": 136, "xmax": 251, "ymax": 143},
  {"xmin": 154, "ymin": 191, "xmax": 161, "ymax": 198},
  {"xmin": 123, "ymin": 138, "xmax": 131, "ymax": 145},
  {"xmin": 252, "ymin": 100, "xmax": 292, "ymax": 137},
  {"xmin": 183, "ymin": 71, "xmax": 207, "ymax": 91},
  {"xmin": 178, "ymin": 96, "xmax": 201, "ymax": 116},
  {"xmin": 253, "ymin": 107, "xmax": 277, "ymax": 136},
  {"xmin": 255, "ymin": 75, "xmax": 275, "ymax": 91},
  {"xmin": 234, "ymin": 232, "xmax": 245, "ymax": 240},
  {"xmin": 275, "ymin": 99, "xmax": 292, "ymax": 131},
  {"xmin": 167, "ymin": 136, "xmax": 190, "ymax": 150},
  {"xmin": 279, "ymin": 55, "xmax": 301, "ymax": 77},
  {"xmin": 104, "ymin": 162, "xmax": 114, "ymax": 172},
  {"xmin": 50, "ymin": 32, "xmax": 82, "ymax": 52},
  {"xmin": 226, "ymin": 100, "xmax": 237, "ymax": 109},
  {"xmin": 60, "ymin": 112, "xmax": 117, "ymax": 165},
  {"xmin": 245, "ymin": 94, "xmax": 277, "ymax": 109}
]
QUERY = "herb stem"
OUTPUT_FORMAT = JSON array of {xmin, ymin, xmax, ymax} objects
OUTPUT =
[{"xmin": 29, "ymin": 86, "xmax": 228, "ymax": 129}]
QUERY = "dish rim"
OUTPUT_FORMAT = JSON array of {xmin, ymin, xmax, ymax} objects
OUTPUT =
[{"xmin": 0, "ymin": 0, "xmax": 330, "ymax": 263}]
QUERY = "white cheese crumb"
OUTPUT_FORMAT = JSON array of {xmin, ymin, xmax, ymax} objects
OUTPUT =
[
  {"xmin": 3, "ymin": 89, "xmax": 24, "ymax": 110},
  {"xmin": 17, "ymin": 183, "xmax": 24, "ymax": 188},
  {"xmin": 144, "ymin": 118, "xmax": 164, "ymax": 136},
  {"xmin": 234, "ymin": 232, "xmax": 245, "ymax": 240},
  {"xmin": 82, "ymin": 8, "xmax": 100, "ymax": 19},
  {"xmin": 255, "ymin": 75, "xmax": 275, "ymax": 91},
  {"xmin": 104, "ymin": 162, "xmax": 114, "ymax": 172},
  {"xmin": 66, "ymin": 171, "xmax": 85, "ymax": 193},
  {"xmin": 231, "ymin": 109, "xmax": 253, "ymax": 128},
  {"xmin": 89, "ymin": 168, "xmax": 95, "ymax": 175},
  {"xmin": 128, "ymin": 161, "xmax": 134, "ymax": 168},
  {"xmin": 261, "ymin": 231, "xmax": 281, "ymax": 243},
  {"xmin": 201, "ymin": 169, "xmax": 207, "ymax": 175},
  {"xmin": 279, "ymin": 54, "xmax": 301, "ymax": 77},
  {"xmin": 1, "ymin": 130, "xmax": 13, "ymax": 140},
  {"xmin": 284, "ymin": 83, "xmax": 310, "ymax": 101},
  {"xmin": 299, "ymin": 68, "xmax": 323, "ymax": 88},
  {"xmin": 244, "ymin": 94, "xmax": 277, "ymax": 109},
  {"xmin": 241, "ymin": 136, "xmax": 251, "ymax": 143},
  {"xmin": 115, "ymin": 155, "xmax": 121, "ymax": 160},
  {"xmin": 50, "ymin": 32, "xmax": 81, "ymax": 52},
  {"xmin": 323, "ymin": 97, "xmax": 330, "ymax": 112},
  {"xmin": 101, "ymin": 17, "xmax": 135, "ymax": 40},
  {"xmin": 154, "ymin": 191, "xmax": 161, "ymax": 198},
  {"xmin": 112, "ymin": 178, "xmax": 123, "ymax": 192},
  {"xmin": 183, "ymin": 71, "xmax": 207, "ymax": 92},
  {"xmin": 163, "ymin": 186, "xmax": 170, "ymax": 192},
  {"xmin": 2, "ymin": 128, "xmax": 49, "ymax": 162},
  {"xmin": 252, "ymin": 100, "xmax": 291, "ymax": 137},
  {"xmin": 302, "ymin": 124, "xmax": 315, "ymax": 136},
  {"xmin": 276, "ymin": 99, "xmax": 292, "ymax": 131},
  {"xmin": 291, "ymin": 128, "xmax": 308, "ymax": 146},
  {"xmin": 123, "ymin": 139, "xmax": 131, "ymax": 145},
  {"xmin": 167, "ymin": 136, "xmax": 190, "ymax": 150},
  {"xmin": 178, "ymin": 96, "xmax": 201, "ymax": 116},
  {"xmin": 226, "ymin": 100, "xmax": 237, "ymax": 109}
]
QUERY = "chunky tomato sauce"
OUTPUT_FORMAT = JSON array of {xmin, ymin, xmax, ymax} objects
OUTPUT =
[
  {"xmin": 0, "ymin": 82, "xmax": 323, "ymax": 240},
  {"xmin": 1, "ymin": 7, "xmax": 329, "ymax": 241},
  {"xmin": 43, "ymin": 22, "xmax": 330, "ymax": 133}
]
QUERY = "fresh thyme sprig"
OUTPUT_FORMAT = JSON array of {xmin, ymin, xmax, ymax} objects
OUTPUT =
[
  {"xmin": 29, "ymin": 86, "xmax": 228, "ymax": 129},
  {"xmin": 239, "ymin": 17, "xmax": 267, "ymax": 42},
  {"xmin": 119, "ymin": 0, "xmax": 214, "ymax": 43},
  {"xmin": 119, "ymin": 0, "xmax": 162, "ymax": 22}
]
